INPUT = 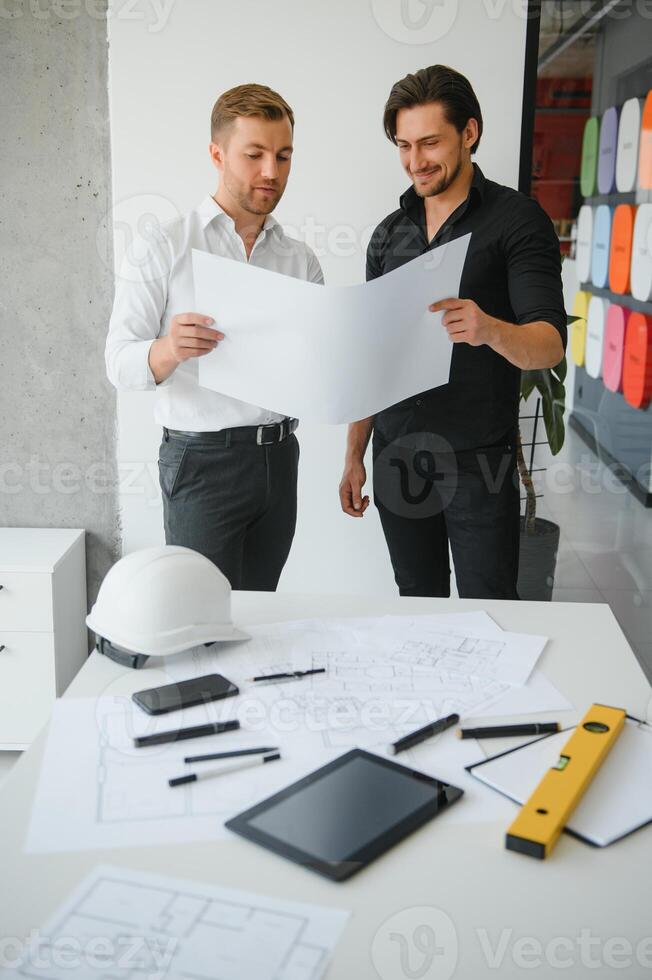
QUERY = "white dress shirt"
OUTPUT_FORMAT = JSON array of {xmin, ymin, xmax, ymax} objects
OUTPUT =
[{"xmin": 105, "ymin": 195, "xmax": 324, "ymax": 431}]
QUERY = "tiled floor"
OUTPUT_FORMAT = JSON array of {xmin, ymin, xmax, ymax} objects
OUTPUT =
[{"xmin": 535, "ymin": 426, "xmax": 652, "ymax": 682}]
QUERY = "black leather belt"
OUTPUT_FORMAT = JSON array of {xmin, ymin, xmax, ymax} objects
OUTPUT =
[{"xmin": 164, "ymin": 418, "xmax": 298, "ymax": 446}]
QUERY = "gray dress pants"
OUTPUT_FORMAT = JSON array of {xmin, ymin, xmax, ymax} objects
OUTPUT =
[{"xmin": 158, "ymin": 429, "xmax": 299, "ymax": 591}]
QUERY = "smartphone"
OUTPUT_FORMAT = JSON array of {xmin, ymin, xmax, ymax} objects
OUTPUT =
[{"xmin": 132, "ymin": 673, "xmax": 239, "ymax": 715}]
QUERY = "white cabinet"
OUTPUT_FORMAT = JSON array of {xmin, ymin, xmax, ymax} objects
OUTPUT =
[{"xmin": 0, "ymin": 529, "xmax": 87, "ymax": 749}]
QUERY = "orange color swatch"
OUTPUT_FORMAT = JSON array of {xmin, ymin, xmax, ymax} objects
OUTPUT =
[
  {"xmin": 608, "ymin": 204, "xmax": 636, "ymax": 295},
  {"xmin": 623, "ymin": 312, "xmax": 652, "ymax": 409}
]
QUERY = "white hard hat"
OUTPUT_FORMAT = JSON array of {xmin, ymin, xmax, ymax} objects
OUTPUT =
[{"xmin": 87, "ymin": 545, "xmax": 248, "ymax": 668}]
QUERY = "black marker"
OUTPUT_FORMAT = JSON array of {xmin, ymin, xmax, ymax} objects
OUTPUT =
[
  {"xmin": 248, "ymin": 668, "xmax": 326, "ymax": 682},
  {"xmin": 388, "ymin": 713, "xmax": 459, "ymax": 755},
  {"xmin": 134, "ymin": 719, "xmax": 239, "ymax": 748},
  {"xmin": 457, "ymin": 722, "xmax": 560, "ymax": 739},
  {"xmin": 184, "ymin": 746, "xmax": 278, "ymax": 764},
  {"xmin": 169, "ymin": 752, "xmax": 281, "ymax": 787}
]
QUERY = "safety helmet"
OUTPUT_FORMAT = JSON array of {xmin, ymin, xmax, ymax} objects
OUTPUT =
[{"xmin": 86, "ymin": 545, "xmax": 248, "ymax": 668}]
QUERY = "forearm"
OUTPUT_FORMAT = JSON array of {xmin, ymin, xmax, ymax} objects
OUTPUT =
[
  {"xmin": 345, "ymin": 417, "xmax": 374, "ymax": 462},
  {"xmin": 487, "ymin": 319, "xmax": 565, "ymax": 371},
  {"xmin": 148, "ymin": 336, "xmax": 178, "ymax": 384}
]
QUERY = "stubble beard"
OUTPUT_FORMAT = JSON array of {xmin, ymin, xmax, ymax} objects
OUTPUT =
[{"xmin": 415, "ymin": 155, "xmax": 463, "ymax": 199}]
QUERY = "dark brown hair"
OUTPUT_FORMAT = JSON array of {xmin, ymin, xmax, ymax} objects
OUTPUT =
[
  {"xmin": 211, "ymin": 83, "xmax": 294, "ymax": 142},
  {"xmin": 383, "ymin": 65, "xmax": 483, "ymax": 152}
]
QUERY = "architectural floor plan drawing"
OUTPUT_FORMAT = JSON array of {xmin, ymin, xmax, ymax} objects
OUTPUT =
[
  {"xmin": 1, "ymin": 865, "xmax": 349, "ymax": 980},
  {"xmin": 25, "ymin": 615, "xmax": 564, "ymax": 853}
]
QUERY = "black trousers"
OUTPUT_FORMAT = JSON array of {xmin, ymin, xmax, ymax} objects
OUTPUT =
[
  {"xmin": 158, "ymin": 430, "xmax": 299, "ymax": 591},
  {"xmin": 372, "ymin": 433, "xmax": 520, "ymax": 599}
]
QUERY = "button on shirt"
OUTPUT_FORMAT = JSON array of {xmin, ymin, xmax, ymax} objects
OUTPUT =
[
  {"xmin": 368, "ymin": 164, "xmax": 567, "ymax": 452},
  {"xmin": 105, "ymin": 195, "xmax": 324, "ymax": 431}
]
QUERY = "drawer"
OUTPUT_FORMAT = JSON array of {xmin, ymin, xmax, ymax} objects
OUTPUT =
[
  {"xmin": 0, "ymin": 572, "xmax": 54, "ymax": 631},
  {"xmin": 0, "ymin": 632, "xmax": 56, "ymax": 746}
]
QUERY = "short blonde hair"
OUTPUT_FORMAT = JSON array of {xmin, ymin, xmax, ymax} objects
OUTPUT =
[{"xmin": 211, "ymin": 83, "xmax": 294, "ymax": 142}]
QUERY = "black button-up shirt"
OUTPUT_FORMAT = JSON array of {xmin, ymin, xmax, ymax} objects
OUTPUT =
[{"xmin": 368, "ymin": 164, "xmax": 567, "ymax": 452}]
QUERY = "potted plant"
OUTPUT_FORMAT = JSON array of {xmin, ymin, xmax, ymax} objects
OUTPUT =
[{"xmin": 516, "ymin": 354, "xmax": 567, "ymax": 601}]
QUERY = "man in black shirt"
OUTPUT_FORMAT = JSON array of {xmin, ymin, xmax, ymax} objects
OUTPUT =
[{"xmin": 339, "ymin": 65, "xmax": 567, "ymax": 599}]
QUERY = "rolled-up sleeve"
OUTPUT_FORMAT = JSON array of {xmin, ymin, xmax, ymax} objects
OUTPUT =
[
  {"xmin": 504, "ymin": 197, "xmax": 568, "ymax": 350},
  {"xmin": 105, "ymin": 231, "xmax": 172, "ymax": 390}
]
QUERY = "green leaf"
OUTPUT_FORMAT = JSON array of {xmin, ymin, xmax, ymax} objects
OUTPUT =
[{"xmin": 519, "ymin": 354, "xmax": 567, "ymax": 457}]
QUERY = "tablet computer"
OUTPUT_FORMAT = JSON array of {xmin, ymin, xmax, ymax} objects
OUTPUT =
[{"xmin": 225, "ymin": 748, "xmax": 463, "ymax": 881}]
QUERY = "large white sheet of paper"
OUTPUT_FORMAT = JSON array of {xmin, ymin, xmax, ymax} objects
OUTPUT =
[
  {"xmin": 193, "ymin": 234, "xmax": 470, "ymax": 424},
  {"xmin": 0, "ymin": 864, "xmax": 349, "ymax": 980}
]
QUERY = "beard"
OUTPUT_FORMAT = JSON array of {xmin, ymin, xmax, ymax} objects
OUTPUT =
[
  {"xmin": 222, "ymin": 170, "xmax": 281, "ymax": 215},
  {"xmin": 414, "ymin": 155, "xmax": 463, "ymax": 198}
]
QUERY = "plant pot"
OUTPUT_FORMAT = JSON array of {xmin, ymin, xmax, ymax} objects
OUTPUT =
[{"xmin": 517, "ymin": 517, "xmax": 561, "ymax": 601}]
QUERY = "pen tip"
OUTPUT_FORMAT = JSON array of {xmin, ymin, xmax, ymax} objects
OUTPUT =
[{"xmin": 455, "ymin": 730, "xmax": 461, "ymax": 738}]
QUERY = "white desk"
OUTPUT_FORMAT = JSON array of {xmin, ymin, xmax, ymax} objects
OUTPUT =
[{"xmin": 2, "ymin": 594, "xmax": 652, "ymax": 979}]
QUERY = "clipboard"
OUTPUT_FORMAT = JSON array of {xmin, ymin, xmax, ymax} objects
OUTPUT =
[{"xmin": 466, "ymin": 715, "xmax": 652, "ymax": 848}]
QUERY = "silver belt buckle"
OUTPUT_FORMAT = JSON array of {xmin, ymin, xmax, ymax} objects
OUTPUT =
[{"xmin": 257, "ymin": 419, "xmax": 290, "ymax": 445}]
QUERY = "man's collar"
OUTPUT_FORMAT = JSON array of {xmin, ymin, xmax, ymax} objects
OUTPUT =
[
  {"xmin": 196, "ymin": 194, "xmax": 281, "ymax": 235},
  {"xmin": 399, "ymin": 161, "xmax": 486, "ymax": 214}
]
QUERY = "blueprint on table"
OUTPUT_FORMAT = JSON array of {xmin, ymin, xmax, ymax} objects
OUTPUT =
[{"xmin": 0, "ymin": 865, "xmax": 349, "ymax": 980}]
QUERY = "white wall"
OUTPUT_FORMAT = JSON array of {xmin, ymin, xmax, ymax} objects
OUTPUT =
[{"xmin": 108, "ymin": 0, "xmax": 529, "ymax": 595}]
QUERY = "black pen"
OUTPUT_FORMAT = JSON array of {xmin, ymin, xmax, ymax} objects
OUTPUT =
[
  {"xmin": 184, "ymin": 746, "xmax": 278, "ymax": 763},
  {"xmin": 457, "ymin": 722, "xmax": 560, "ymax": 739},
  {"xmin": 388, "ymin": 713, "xmax": 459, "ymax": 755},
  {"xmin": 248, "ymin": 668, "xmax": 326, "ymax": 682},
  {"xmin": 134, "ymin": 719, "xmax": 240, "ymax": 748},
  {"xmin": 169, "ymin": 752, "xmax": 281, "ymax": 787}
]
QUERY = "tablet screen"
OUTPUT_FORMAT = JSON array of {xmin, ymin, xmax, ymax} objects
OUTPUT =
[{"xmin": 227, "ymin": 749, "xmax": 463, "ymax": 880}]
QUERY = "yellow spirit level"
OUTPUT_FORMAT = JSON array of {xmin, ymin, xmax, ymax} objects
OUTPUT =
[{"xmin": 505, "ymin": 703, "xmax": 626, "ymax": 859}]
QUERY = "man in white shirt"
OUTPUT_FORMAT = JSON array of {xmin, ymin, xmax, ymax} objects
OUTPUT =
[{"xmin": 106, "ymin": 84, "xmax": 323, "ymax": 590}]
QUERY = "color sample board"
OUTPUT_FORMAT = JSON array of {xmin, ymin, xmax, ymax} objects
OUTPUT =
[
  {"xmin": 570, "ymin": 291, "xmax": 590, "ymax": 367},
  {"xmin": 591, "ymin": 205, "xmax": 612, "ymax": 288},
  {"xmin": 615, "ymin": 97, "xmax": 641, "ymax": 192},
  {"xmin": 580, "ymin": 116, "xmax": 600, "ymax": 197},
  {"xmin": 638, "ymin": 90, "xmax": 652, "ymax": 190},
  {"xmin": 585, "ymin": 296, "xmax": 608, "ymax": 379},
  {"xmin": 608, "ymin": 204, "xmax": 635, "ymax": 295},
  {"xmin": 602, "ymin": 304, "xmax": 628, "ymax": 393},
  {"xmin": 623, "ymin": 312, "xmax": 652, "ymax": 409},
  {"xmin": 597, "ymin": 106, "xmax": 618, "ymax": 195},
  {"xmin": 576, "ymin": 205, "xmax": 593, "ymax": 283},
  {"xmin": 631, "ymin": 204, "xmax": 652, "ymax": 302}
]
